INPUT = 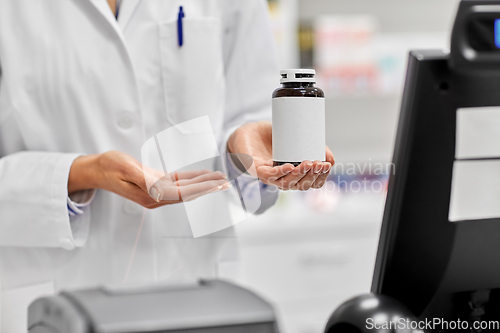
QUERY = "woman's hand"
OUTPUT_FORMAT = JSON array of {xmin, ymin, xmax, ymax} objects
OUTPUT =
[
  {"xmin": 68, "ymin": 151, "xmax": 230, "ymax": 209},
  {"xmin": 227, "ymin": 121, "xmax": 335, "ymax": 191}
]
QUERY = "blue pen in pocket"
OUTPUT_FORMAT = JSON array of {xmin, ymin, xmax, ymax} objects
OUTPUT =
[
  {"xmin": 495, "ymin": 19, "xmax": 500, "ymax": 49},
  {"xmin": 178, "ymin": 6, "xmax": 185, "ymax": 47}
]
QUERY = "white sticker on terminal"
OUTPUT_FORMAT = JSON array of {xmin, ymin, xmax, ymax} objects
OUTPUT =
[
  {"xmin": 449, "ymin": 160, "xmax": 500, "ymax": 222},
  {"xmin": 456, "ymin": 107, "xmax": 500, "ymax": 160}
]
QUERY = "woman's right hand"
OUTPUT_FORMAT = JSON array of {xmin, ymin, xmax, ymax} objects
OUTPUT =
[{"xmin": 68, "ymin": 151, "xmax": 230, "ymax": 209}]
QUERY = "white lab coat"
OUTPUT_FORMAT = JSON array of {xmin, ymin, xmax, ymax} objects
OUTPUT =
[{"xmin": 0, "ymin": 0, "xmax": 278, "ymax": 331}]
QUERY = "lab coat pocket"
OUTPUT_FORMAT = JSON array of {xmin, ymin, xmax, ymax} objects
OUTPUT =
[
  {"xmin": 1, "ymin": 281, "xmax": 54, "ymax": 333},
  {"xmin": 158, "ymin": 18, "xmax": 225, "ymax": 134}
]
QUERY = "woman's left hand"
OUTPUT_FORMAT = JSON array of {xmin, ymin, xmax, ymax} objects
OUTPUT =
[{"xmin": 227, "ymin": 121, "xmax": 335, "ymax": 191}]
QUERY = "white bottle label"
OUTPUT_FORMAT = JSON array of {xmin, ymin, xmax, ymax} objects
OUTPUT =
[{"xmin": 272, "ymin": 97, "xmax": 326, "ymax": 163}]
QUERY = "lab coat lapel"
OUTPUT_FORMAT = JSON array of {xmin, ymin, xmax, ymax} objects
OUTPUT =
[
  {"xmin": 85, "ymin": 0, "xmax": 140, "ymax": 104},
  {"xmin": 87, "ymin": 0, "xmax": 123, "ymax": 37},
  {"xmin": 117, "ymin": 0, "xmax": 142, "ymax": 31}
]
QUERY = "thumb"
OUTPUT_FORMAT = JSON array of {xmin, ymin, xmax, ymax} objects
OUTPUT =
[{"xmin": 149, "ymin": 185, "xmax": 162, "ymax": 202}]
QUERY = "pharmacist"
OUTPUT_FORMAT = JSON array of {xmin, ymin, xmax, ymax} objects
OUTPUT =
[{"xmin": 0, "ymin": 0, "xmax": 334, "ymax": 331}]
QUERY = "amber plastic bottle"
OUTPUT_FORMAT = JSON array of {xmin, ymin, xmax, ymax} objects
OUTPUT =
[{"xmin": 272, "ymin": 69, "xmax": 326, "ymax": 166}]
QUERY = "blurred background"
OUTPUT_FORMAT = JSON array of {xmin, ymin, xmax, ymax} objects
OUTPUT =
[{"xmin": 222, "ymin": 1, "xmax": 461, "ymax": 332}]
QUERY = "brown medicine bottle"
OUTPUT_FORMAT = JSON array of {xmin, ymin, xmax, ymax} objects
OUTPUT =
[{"xmin": 272, "ymin": 69, "xmax": 326, "ymax": 166}]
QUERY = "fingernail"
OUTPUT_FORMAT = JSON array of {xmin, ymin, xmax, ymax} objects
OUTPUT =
[
  {"xmin": 314, "ymin": 165, "xmax": 322, "ymax": 173},
  {"xmin": 150, "ymin": 186, "xmax": 161, "ymax": 202},
  {"xmin": 221, "ymin": 182, "xmax": 232, "ymax": 190}
]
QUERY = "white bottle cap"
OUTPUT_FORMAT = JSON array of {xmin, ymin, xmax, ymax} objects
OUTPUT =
[{"xmin": 280, "ymin": 69, "xmax": 316, "ymax": 84}]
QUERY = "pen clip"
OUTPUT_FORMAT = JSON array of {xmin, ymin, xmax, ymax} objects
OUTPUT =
[{"xmin": 177, "ymin": 6, "xmax": 185, "ymax": 47}]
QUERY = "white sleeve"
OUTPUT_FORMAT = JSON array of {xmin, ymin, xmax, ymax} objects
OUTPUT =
[
  {"xmin": 0, "ymin": 151, "xmax": 89, "ymax": 249},
  {"xmin": 225, "ymin": 152, "xmax": 278, "ymax": 214},
  {"xmin": 221, "ymin": 0, "xmax": 279, "ymax": 134},
  {"xmin": 67, "ymin": 189, "xmax": 95, "ymax": 216},
  {"xmin": 219, "ymin": 0, "xmax": 280, "ymax": 209}
]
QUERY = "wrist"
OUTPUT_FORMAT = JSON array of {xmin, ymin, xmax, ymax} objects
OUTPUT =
[
  {"xmin": 68, "ymin": 154, "xmax": 102, "ymax": 194},
  {"xmin": 227, "ymin": 131, "xmax": 236, "ymax": 154}
]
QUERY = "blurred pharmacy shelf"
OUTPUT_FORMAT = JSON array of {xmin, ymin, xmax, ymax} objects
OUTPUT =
[{"xmin": 297, "ymin": 0, "xmax": 459, "ymax": 34}]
